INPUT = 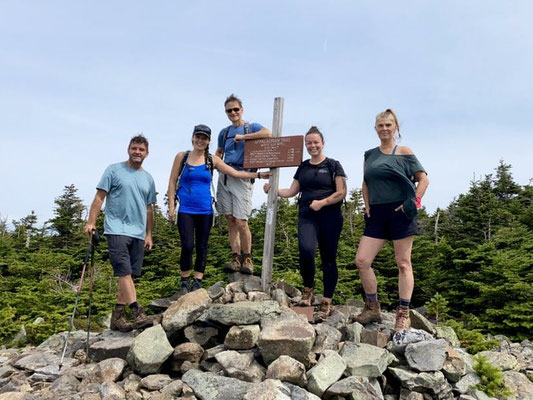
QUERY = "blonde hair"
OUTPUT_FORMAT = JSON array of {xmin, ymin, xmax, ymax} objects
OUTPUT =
[{"xmin": 375, "ymin": 109, "xmax": 401, "ymax": 139}]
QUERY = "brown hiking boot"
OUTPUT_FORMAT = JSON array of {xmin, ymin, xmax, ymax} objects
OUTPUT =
[
  {"xmin": 131, "ymin": 305, "xmax": 154, "ymax": 330},
  {"xmin": 224, "ymin": 253, "xmax": 241, "ymax": 273},
  {"xmin": 110, "ymin": 306, "xmax": 133, "ymax": 332},
  {"xmin": 394, "ymin": 307, "xmax": 411, "ymax": 332},
  {"xmin": 354, "ymin": 299, "xmax": 382, "ymax": 324},
  {"xmin": 240, "ymin": 254, "xmax": 253, "ymax": 275},
  {"xmin": 317, "ymin": 298, "xmax": 333, "ymax": 320},
  {"xmin": 299, "ymin": 287, "xmax": 315, "ymax": 306}
]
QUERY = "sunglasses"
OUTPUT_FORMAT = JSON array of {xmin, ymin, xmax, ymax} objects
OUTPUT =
[{"xmin": 225, "ymin": 107, "xmax": 241, "ymax": 114}]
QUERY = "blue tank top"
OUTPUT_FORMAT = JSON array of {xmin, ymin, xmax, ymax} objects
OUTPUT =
[{"xmin": 176, "ymin": 163, "xmax": 213, "ymax": 214}]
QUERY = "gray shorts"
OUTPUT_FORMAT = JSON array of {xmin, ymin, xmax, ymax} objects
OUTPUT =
[
  {"xmin": 107, "ymin": 234, "xmax": 144, "ymax": 277},
  {"xmin": 216, "ymin": 174, "xmax": 254, "ymax": 220}
]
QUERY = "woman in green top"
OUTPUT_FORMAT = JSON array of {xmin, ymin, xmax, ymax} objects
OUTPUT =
[{"xmin": 354, "ymin": 109, "xmax": 429, "ymax": 332}]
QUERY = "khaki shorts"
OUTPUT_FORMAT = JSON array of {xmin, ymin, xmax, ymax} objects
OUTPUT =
[{"xmin": 216, "ymin": 174, "xmax": 254, "ymax": 220}]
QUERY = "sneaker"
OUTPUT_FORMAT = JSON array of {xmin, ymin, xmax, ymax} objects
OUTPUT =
[
  {"xmin": 189, "ymin": 278, "xmax": 202, "ymax": 292},
  {"xmin": 131, "ymin": 305, "xmax": 154, "ymax": 330},
  {"xmin": 240, "ymin": 254, "xmax": 253, "ymax": 275},
  {"xmin": 299, "ymin": 287, "xmax": 315, "ymax": 307},
  {"xmin": 394, "ymin": 307, "xmax": 411, "ymax": 332},
  {"xmin": 110, "ymin": 306, "xmax": 133, "ymax": 332},
  {"xmin": 224, "ymin": 253, "xmax": 241, "ymax": 273},
  {"xmin": 178, "ymin": 280, "xmax": 189, "ymax": 297},
  {"xmin": 354, "ymin": 299, "xmax": 382, "ymax": 324}
]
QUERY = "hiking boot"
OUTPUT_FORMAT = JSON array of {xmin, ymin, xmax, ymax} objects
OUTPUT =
[
  {"xmin": 189, "ymin": 278, "xmax": 202, "ymax": 292},
  {"xmin": 317, "ymin": 298, "xmax": 333, "ymax": 320},
  {"xmin": 131, "ymin": 305, "xmax": 154, "ymax": 330},
  {"xmin": 354, "ymin": 299, "xmax": 382, "ymax": 324},
  {"xmin": 224, "ymin": 253, "xmax": 241, "ymax": 273},
  {"xmin": 299, "ymin": 287, "xmax": 315, "ymax": 307},
  {"xmin": 178, "ymin": 280, "xmax": 189, "ymax": 297},
  {"xmin": 394, "ymin": 307, "xmax": 411, "ymax": 332},
  {"xmin": 240, "ymin": 254, "xmax": 253, "ymax": 275},
  {"xmin": 110, "ymin": 306, "xmax": 133, "ymax": 332}
]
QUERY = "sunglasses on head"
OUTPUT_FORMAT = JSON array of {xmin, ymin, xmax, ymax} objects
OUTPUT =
[{"xmin": 225, "ymin": 107, "xmax": 241, "ymax": 114}]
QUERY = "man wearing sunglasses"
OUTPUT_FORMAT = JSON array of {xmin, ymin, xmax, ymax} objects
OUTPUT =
[{"xmin": 215, "ymin": 94, "xmax": 271, "ymax": 275}]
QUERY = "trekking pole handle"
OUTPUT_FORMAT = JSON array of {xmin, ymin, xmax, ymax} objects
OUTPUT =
[{"xmin": 89, "ymin": 230, "xmax": 100, "ymax": 247}]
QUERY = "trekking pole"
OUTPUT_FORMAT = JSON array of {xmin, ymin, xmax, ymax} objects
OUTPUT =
[
  {"xmin": 59, "ymin": 234, "xmax": 93, "ymax": 368},
  {"xmin": 85, "ymin": 230, "xmax": 99, "ymax": 361}
]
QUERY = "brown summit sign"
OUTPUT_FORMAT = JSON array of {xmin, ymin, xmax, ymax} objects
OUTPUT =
[{"xmin": 243, "ymin": 135, "xmax": 303, "ymax": 169}]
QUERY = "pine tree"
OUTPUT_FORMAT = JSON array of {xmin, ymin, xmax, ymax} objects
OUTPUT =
[{"xmin": 48, "ymin": 185, "xmax": 86, "ymax": 249}]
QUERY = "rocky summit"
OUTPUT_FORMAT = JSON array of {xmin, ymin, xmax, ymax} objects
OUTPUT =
[{"xmin": 1, "ymin": 274, "xmax": 532, "ymax": 400}]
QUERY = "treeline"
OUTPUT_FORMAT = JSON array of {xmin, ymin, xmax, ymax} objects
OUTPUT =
[{"xmin": 0, "ymin": 161, "xmax": 532, "ymax": 345}]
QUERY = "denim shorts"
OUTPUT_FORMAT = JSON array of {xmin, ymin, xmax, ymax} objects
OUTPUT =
[
  {"xmin": 363, "ymin": 201, "xmax": 418, "ymax": 240},
  {"xmin": 107, "ymin": 234, "xmax": 145, "ymax": 277}
]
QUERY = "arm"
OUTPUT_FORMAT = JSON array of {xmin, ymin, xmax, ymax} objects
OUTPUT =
[
  {"xmin": 145, "ymin": 204, "xmax": 154, "ymax": 250},
  {"xmin": 234, "ymin": 127, "xmax": 272, "ymax": 142},
  {"xmin": 215, "ymin": 147, "xmax": 224, "ymax": 158},
  {"xmin": 84, "ymin": 189, "xmax": 107, "ymax": 234},
  {"xmin": 264, "ymin": 179, "xmax": 300, "ymax": 198},
  {"xmin": 414, "ymin": 171, "xmax": 429, "ymax": 199},
  {"xmin": 167, "ymin": 152, "xmax": 185, "ymax": 222},
  {"xmin": 362, "ymin": 180, "xmax": 370, "ymax": 217},
  {"xmin": 213, "ymin": 156, "xmax": 270, "ymax": 180},
  {"xmin": 310, "ymin": 176, "xmax": 347, "ymax": 211}
]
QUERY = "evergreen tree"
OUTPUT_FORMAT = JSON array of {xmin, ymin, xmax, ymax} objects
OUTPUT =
[{"xmin": 48, "ymin": 185, "xmax": 85, "ymax": 249}]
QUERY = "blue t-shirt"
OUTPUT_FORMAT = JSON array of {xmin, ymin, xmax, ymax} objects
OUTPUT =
[
  {"xmin": 177, "ymin": 163, "xmax": 214, "ymax": 215},
  {"xmin": 97, "ymin": 162, "xmax": 157, "ymax": 240},
  {"xmin": 217, "ymin": 122, "xmax": 264, "ymax": 170}
]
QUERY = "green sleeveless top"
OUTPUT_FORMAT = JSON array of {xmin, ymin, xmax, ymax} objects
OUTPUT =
[{"xmin": 364, "ymin": 147, "xmax": 426, "ymax": 217}]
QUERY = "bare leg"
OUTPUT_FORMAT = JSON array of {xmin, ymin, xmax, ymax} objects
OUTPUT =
[
  {"xmin": 117, "ymin": 275, "xmax": 136, "ymax": 304},
  {"xmin": 225, "ymin": 215, "xmax": 241, "ymax": 254},
  {"xmin": 355, "ymin": 236, "xmax": 387, "ymax": 294},
  {"xmin": 235, "ymin": 218, "xmax": 252, "ymax": 254},
  {"xmin": 392, "ymin": 236, "xmax": 415, "ymax": 300},
  {"xmin": 194, "ymin": 271, "xmax": 204, "ymax": 280}
]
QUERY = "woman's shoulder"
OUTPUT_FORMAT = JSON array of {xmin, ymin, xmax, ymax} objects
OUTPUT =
[{"xmin": 395, "ymin": 146, "xmax": 415, "ymax": 156}]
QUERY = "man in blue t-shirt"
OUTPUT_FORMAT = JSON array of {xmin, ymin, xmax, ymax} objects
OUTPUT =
[
  {"xmin": 215, "ymin": 94, "xmax": 271, "ymax": 274},
  {"xmin": 84, "ymin": 135, "xmax": 157, "ymax": 332}
]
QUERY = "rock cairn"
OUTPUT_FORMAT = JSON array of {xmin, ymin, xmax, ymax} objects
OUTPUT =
[{"xmin": 1, "ymin": 273, "xmax": 532, "ymax": 400}]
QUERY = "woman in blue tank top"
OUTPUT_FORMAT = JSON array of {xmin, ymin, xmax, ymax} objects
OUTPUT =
[
  {"xmin": 353, "ymin": 109, "xmax": 429, "ymax": 333},
  {"xmin": 167, "ymin": 124, "xmax": 270, "ymax": 296}
]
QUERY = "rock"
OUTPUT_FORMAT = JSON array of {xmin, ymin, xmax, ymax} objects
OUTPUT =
[
  {"xmin": 388, "ymin": 367, "xmax": 452, "ymax": 397},
  {"xmin": 399, "ymin": 389, "xmax": 424, "ymax": 400},
  {"xmin": 360, "ymin": 329, "xmax": 389, "ymax": 348},
  {"xmin": 346, "ymin": 322, "xmax": 363, "ymax": 343},
  {"xmin": 139, "ymin": 374, "xmax": 173, "ymax": 390},
  {"xmin": 171, "ymin": 342, "xmax": 204, "ymax": 372},
  {"xmin": 389, "ymin": 329, "xmax": 434, "ymax": 357},
  {"xmin": 248, "ymin": 291, "xmax": 271, "ymax": 302},
  {"xmin": 0, "ymin": 365, "xmax": 17, "ymax": 379},
  {"xmin": 207, "ymin": 301, "xmax": 280, "ymax": 325},
  {"xmin": 272, "ymin": 281, "xmax": 301, "ymax": 298},
  {"xmin": 224, "ymin": 325, "xmax": 260, "ymax": 350},
  {"xmin": 89, "ymin": 336, "xmax": 134, "ymax": 362},
  {"xmin": 323, "ymin": 310, "xmax": 348, "ymax": 332},
  {"xmin": 453, "ymin": 373, "xmax": 481, "ymax": 394},
  {"xmin": 243, "ymin": 276, "xmax": 263, "ymax": 293},
  {"xmin": 162, "ymin": 289, "xmax": 211, "ymax": 333},
  {"xmin": 409, "ymin": 310, "xmax": 436, "ymax": 335},
  {"xmin": 123, "ymin": 373, "xmax": 141, "ymax": 395},
  {"xmin": 503, "ymin": 371, "xmax": 533, "ymax": 399},
  {"xmin": 434, "ymin": 326, "xmax": 460, "ymax": 347},
  {"xmin": 272, "ymin": 289, "xmax": 290, "ymax": 308},
  {"xmin": 204, "ymin": 344, "xmax": 226, "ymax": 359},
  {"xmin": 96, "ymin": 357, "xmax": 127, "ymax": 382},
  {"xmin": 38, "ymin": 330, "xmax": 98, "ymax": 353},
  {"xmin": 340, "ymin": 342, "xmax": 395, "ymax": 378},
  {"xmin": 324, "ymin": 376, "xmax": 382, "ymax": 400},
  {"xmin": 13, "ymin": 351, "xmax": 77, "ymax": 372},
  {"xmin": 99, "ymin": 380, "xmax": 126, "ymax": 399},
  {"xmin": 160, "ymin": 379, "xmax": 184, "ymax": 396},
  {"xmin": 312, "ymin": 323, "xmax": 342, "ymax": 353},
  {"xmin": 215, "ymin": 350, "xmax": 265, "ymax": 382},
  {"xmin": 234, "ymin": 292, "xmax": 248, "ymax": 302},
  {"xmin": 227, "ymin": 280, "xmax": 245, "ymax": 293},
  {"xmin": 208, "ymin": 281, "xmax": 226, "ymax": 300},
  {"xmin": 405, "ymin": 339, "xmax": 447, "ymax": 372},
  {"xmin": 50, "ymin": 373, "xmax": 80, "ymax": 394},
  {"xmin": 184, "ymin": 325, "xmax": 219, "ymax": 347},
  {"xmin": 442, "ymin": 347, "xmax": 467, "ymax": 382},
  {"xmin": 306, "ymin": 350, "xmax": 346, "ymax": 397},
  {"xmin": 126, "ymin": 325, "xmax": 173, "ymax": 375},
  {"xmin": 266, "ymin": 355, "xmax": 307, "ymax": 387},
  {"xmin": 0, "ymin": 394, "xmax": 28, "ymax": 400},
  {"xmin": 243, "ymin": 379, "xmax": 292, "ymax": 400},
  {"xmin": 258, "ymin": 311, "xmax": 316, "ymax": 367},
  {"xmin": 200, "ymin": 359, "xmax": 224, "ymax": 374},
  {"xmin": 148, "ymin": 293, "xmax": 179, "ymax": 313},
  {"xmin": 477, "ymin": 351, "xmax": 520, "ymax": 371},
  {"xmin": 182, "ymin": 369, "xmax": 253, "ymax": 400}
]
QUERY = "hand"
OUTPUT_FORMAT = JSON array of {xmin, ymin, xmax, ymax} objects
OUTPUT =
[
  {"xmin": 263, "ymin": 183, "xmax": 271, "ymax": 193},
  {"xmin": 168, "ymin": 207, "xmax": 175, "ymax": 223},
  {"xmin": 84, "ymin": 223, "xmax": 96, "ymax": 236},
  {"xmin": 365, "ymin": 206, "xmax": 371, "ymax": 218},
  {"xmin": 394, "ymin": 204, "xmax": 404, "ymax": 213},
  {"xmin": 310, "ymin": 200, "xmax": 324, "ymax": 211},
  {"xmin": 258, "ymin": 171, "xmax": 271, "ymax": 179},
  {"xmin": 234, "ymin": 134, "xmax": 245, "ymax": 142},
  {"xmin": 144, "ymin": 235, "xmax": 153, "ymax": 251}
]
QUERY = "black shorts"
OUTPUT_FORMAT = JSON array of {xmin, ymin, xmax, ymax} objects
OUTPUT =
[
  {"xmin": 107, "ymin": 234, "xmax": 145, "ymax": 277},
  {"xmin": 363, "ymin": 201, "xmax": 418, "ymax": 240}
]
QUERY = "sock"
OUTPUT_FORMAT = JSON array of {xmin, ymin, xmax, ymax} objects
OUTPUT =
[
  {"xmin": 129, "ymin": 301, "xmax": 138, "ymax": 310},
  {"xmin": 365, "ymin": 293, "xmax": 378, "ymax": 302},
  {"xmin": 399, "ymin": 298, "xmax": 411, "ymax": 308},
  {"xmin": 115, "ymin": 303, "xmax": 126, "ymax": 309}
]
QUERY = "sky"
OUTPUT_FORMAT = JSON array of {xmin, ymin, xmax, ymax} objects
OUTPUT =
[{"xmin": 1, "ymin": 1, "xmax": 533, "ymax": 227}]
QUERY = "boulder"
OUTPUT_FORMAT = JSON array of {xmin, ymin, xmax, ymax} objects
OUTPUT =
[
  {"xmin": 409, "ymin": 309, "xmax": 436, "ymax": 335},
  {"xmin": 140, "ymin": 374, "xmax": 173, "ymax": 390},
  {"xmin": 324, "ymin": 376, "xmax": 382, "ymax": 400},
  {"xmin": 434, "ymin": 326, "xmax": 460, "ymax": 347},
  {"xmin": 208, "ymin": 301, "xmax": 280, "ymax": 325},
  {"xmin": 126, "ymin": 325, "xmax": 173, "ymax": 375},
  {"xmin": 388, "ymin": 367, "xmax": 453, "ymax": 398},
  {"xmin": 476, "ymin": 351, "xmax": 520, "ymax": 371},
  {"xmin": 442, "ymin": 347, "xmax": 467, "ymax": 382},
  {"xmin": 266, "ymin": 355, "xmax": 307, "ymax": 387},
  {"xmin": 243, "ymin": 379, "xmax": 292, "ymax": 400},
  {"xmin": 340, "ymin": 342, "xmax": 395, "ymax": 378},
  {"xmin": 405, "ymin": 339, "xmax": 448, "ymax": 372},
  {"xmin": 13, "ymin": 351, "xmax": 77, "ymax": 373},
  {"xmin": 224, "ymin": 325, "xmax": 260, "ymax": 350},
  {"xmin": 184, "ymin": 325, "xmax": 219, "ymax": 347},
  {"xmin": 258, "ymin": 311, "xmax": 316, "ymax": 367},
  {"xmin": 215, "ymin": 350, "xmax": 265, "ymax": 382},
  {"xmin": 453, "ymin": 373, "xmax": 481, "ymax": 394},
  {"xmin": 208, "ymin": 281, "xmax": 226, "ymax": 300},
  {"xmin": 306, "ymin": 350, "xmax": 346, "ymax": 397},
  {"xmin": 234, "ymin": 292, "xmax": 248, "ymax": 302},
  {"xmin": 99, "ymin": 380, "xmax": 126, "ymax": 399},
  {"xmin": 503, "ymin": 371, "xmax": 533, "ymax": 399},
  {"xmin": 96, "ymin": 357, "xmax": 127, "ymax": 382},
  {"xmin": 160, "ymin": 379, "xmax": 184, "ymax": 396},
  {"xmin": 345, "ymin": 322, "xmax": 363, "ymax": 343},
  {"xmin": 171, "ymin": 342, "xmax": 204, "ymax": 371},
  {"xmin": 248, "ymin": 291, "xmax": 271, "ymax": 302},
  {"xmin": 272, "ymin": 288, "xmax": 291, "ymax": 307},
  {"xmin": 182, "ymin": 369, "xmax": 253, "ymax": 400},
  {"xmin": 312, "ymin": 323, "xmax": 342, "ymax": 353},
  {"xmin": 360, "ymin": 329, "xmax": 389, "ymax": 348},
  {"xmin": 162, "ymin": 288, "xmax": 211, "ymax": 333},
  {"xmin": 243, "ymin": 276, "xmax": 263, "ymax": 293},
  {"xmin": 89, "ymin": 336, "xmax": 134, "ymax": 362}
]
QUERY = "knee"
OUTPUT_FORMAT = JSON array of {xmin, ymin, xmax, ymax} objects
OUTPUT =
[
  {"xmin": 181, "ymin": 239, "xmax": 194, "ymax": 253},
  {"xmin": 396, "ymin": 256, "xmax": 412, "ymax": 273},
  {"xmin": 234, "ymin": 218, "xmax": 248, "ymax": 231},
  {"xmin": 355, "ymin": 254, "xmax": 372, "ymax": 271},
  {"xmin": 226, "ymin": 215, "xmax": 236, "ymax": 226}
]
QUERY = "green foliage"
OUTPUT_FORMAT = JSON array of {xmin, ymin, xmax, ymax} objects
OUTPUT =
[
  {"xmin": 425, "ymin": 292, "xmax": 449, "ymax": 325},
  {"xmin": 472, "ymin": 355, "xmax": 513, "ymax": 397},
  {"xmin": 444, "ymin": 320, "xmax": 499, "ymax": 354}
]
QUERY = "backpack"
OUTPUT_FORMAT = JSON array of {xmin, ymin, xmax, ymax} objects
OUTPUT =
[{"xmin": 221, "ymin": 122, "xmax": 257, "ymax": 183}]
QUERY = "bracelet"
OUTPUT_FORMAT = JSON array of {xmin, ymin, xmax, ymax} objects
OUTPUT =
[{"xmin": 415, "ymin": 196, "xmax": 422, "ymax": 209}]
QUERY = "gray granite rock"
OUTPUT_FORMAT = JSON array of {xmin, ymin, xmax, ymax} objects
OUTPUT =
[
  {"xmin": 361, "ymin": 329, "xmax": 389, "ymax": 348},
  {"xmin": 502, "ymin": 371, "xmax": 533, "ymax": 400},
  {"xmin": 346, "ymin": 322, "xmax": 363, "ymax": 343},
  {"xmin": 126, "ymin": 325, "xmax": 173, "ymax": 375},
  {"xmin": 224, "ymin": 325, "xmax": 260, "ymax": 350},
  {"xmin": 160, "ymin": 379, "xmax": 184, "ymax": 396},
  {"xmin": 215, "ymin": 350, "xmax": 265, "ymax": 382},
  {"xmin": 405, "ymin": 339, "xmax": 447, "ymax": 372},
  {"xmin": 272, "ymin": 288, "xmax": 291, "ymax": 307},
  {"xmin": 13, "ymin": 351, "xmax": 78, "ymax": 372},
  {"xmin": 182, "ymin": 369, "xmax": 253, "ymax": 400},
  {"xmin": 184, "ymin": 325, "xmax": 219, "ymax": 347},
  {"xmin": 453, "ymin": 373, "xmax": 481, "ymax": 394},
  {"xmin": 248, "ymin": 291, "xmax": 271, "ymax": 302},
  {"xmin": 266, "ymin": 355, "xmax": 307, "ymax": 387},
  {"xmin": 388, "ymin": 367, "xmax": 452, "ymax": 398},
  {"xmin": 409, "ymin": 310, "xmax": 436, "ymax": 335},
  {"xmin": 96, "ymin": 357, "xmax": 127, "ymax": 382},
  {"xmin": 89, "ymin": 336, "xmax": 134, "ymax": 362},
  {"xmin": 243, "ymin": 379, "xmax": 292, "ymax": 400},
  {"xmin": 442, "ymin": 347, "xmax": 467, "ymax": 382},
  {"xmin": 162, "ymin": 288, "xmax": 212, "ymax": 333},
  {"xmin": 208, "ymin": 300, "xmax": 280, "ymax": 325},
  {"xmin": 340, "ymin": 342, "xmax": 395, "ymax": 378},
  {"xmin": 477, "ymin": 351, "xmax": 520, "ymax": 371},
  {"xmin": 99, "ymin": 380, "xmax": 126, "ymax": 399},
  {"xmin": 306, "ymin": 350, "xmax": 346, "ymax": 397},
  {"xmin": 324, "ymin": 376, "xmax": 382, "ymax": 400},
  {"xmin": 312, "ymin": 323, "xmax": 342, "ymax": 353},
  {"xmin": 208, "ymin": 281, "xmax": 226, "ymax": 300},
  {"xmin": 139, "ymin": 374, "xmax": 173, "ymax": 390},
  {"xmin": 434, "ymin": 326, "xmax": 460, "ymax": 347}
]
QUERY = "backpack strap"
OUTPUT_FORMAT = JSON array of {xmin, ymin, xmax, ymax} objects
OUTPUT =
[{"xmin": 176, "ymin": 151, "xmax": 191, "ymax": 192}]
